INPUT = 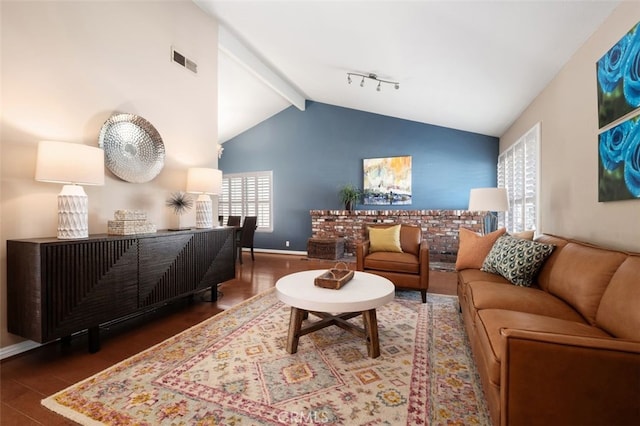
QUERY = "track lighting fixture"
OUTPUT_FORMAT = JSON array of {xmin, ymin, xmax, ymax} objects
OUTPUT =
[{"xmin": 347, "ymin": 72, "xmax": 400, "ymax": 91}]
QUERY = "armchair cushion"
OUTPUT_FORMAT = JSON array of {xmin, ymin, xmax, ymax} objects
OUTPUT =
[
  {"xmin": 363, "ymin": 251, "xmax": 420, "ymax": 274},
  {"xmin": 368, "ymin": 224, "xmax": 403, "ymax": 253}
]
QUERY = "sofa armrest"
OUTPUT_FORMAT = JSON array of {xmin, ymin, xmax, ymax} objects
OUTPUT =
[
  {"xmin": 356, "ymin": 240, "xmax": 370, "ymax": 271},
  {"xmin": 500, "ymin": 328, "xmax": 640, "ymax": 426}
]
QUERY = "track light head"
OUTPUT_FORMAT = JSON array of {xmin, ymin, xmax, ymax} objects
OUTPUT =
[{"xmin": 346, "ymin": 72, "xmax": 399, "ymax": 93}]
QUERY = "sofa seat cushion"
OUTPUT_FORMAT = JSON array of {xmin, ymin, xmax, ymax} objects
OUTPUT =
[
  {"xmin": 476, "ymin": 309, "xmax": 611, "ymax": 386},
  {"xmin": 364, "ymin": 251, "xmax": 419, "ymax": 274},
  {"xmin": 467, "ymin": 281, "xmax": 586, "ymax": 323}
]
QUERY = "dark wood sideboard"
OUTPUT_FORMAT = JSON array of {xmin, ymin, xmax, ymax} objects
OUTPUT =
[{"xmin": 7, "ymin": 228, "xmax": 236, "ymax": 352}]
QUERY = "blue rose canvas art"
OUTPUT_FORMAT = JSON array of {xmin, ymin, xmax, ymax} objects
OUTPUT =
[
  {"xmin": 599, "ymin": 115, "xmax": 640, "ymax": 201},
  {"xmin": 597, "ymin": 21, "xmax": 640, "ymax": 129}
]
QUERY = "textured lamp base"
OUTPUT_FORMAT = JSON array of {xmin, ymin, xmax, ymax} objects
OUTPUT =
[
  {"xmin": 195, "ymin": 194, "xmax": 213, "ymax": 228},
  {"xmin": 57, "ymin": 184, "xmax": 89, "ymax": 239}
]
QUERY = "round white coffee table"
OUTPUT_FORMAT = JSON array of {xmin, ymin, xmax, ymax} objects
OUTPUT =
[{"xmin": 275, "ymin": 269, "xmax": 395, "ymax": 358}]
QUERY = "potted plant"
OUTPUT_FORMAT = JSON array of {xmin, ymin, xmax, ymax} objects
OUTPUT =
[{"xmin": 338, "ymin": 184, "xmax": 362, "ymax": 211}]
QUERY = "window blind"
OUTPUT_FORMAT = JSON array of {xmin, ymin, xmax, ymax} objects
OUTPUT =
[
  {"xmin": 498, "ymin": 123, "xmax": 539, "ymax": 233},
  {"xmin": 219, "ymin": 171, "xmax": 273, "ymax": 232}
]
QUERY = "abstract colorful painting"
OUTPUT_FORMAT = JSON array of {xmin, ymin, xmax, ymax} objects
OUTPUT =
[
  {"xmin": 363, "ymin": 156, "xmax": 412, "ymax": 205},
  {"xmin": 597, "ymin": 21, "xmax": 640, "ymax": 129},
  {"xmin": 598, "ymin": 115, "xmax": 640, "ymax": 201}
]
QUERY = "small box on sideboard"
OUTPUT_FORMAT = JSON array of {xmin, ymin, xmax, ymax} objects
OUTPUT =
[
  {"xmin": 107, "ymin": 220, "xmax": 156, "ymax": 235},
  {"xmin": 108, "ymin": 210, "xmax": 156, "ymax": 235},
  {"xmin": 114, "ymin": 209, "xmax": 147, "ymax": 221}
]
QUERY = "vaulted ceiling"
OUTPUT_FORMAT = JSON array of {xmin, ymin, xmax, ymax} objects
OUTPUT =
[{"xmin": 194, "ymin": 1, "xmax": 620, "ymax": 143}]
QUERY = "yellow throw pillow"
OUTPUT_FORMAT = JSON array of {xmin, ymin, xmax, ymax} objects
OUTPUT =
[
  {"xmin": 455, "ymin": 227, "xmax": 506, "ymax": 270},
  {"xmin": 368, "ymin": 225, "xmax": 403, "ymax": 253}
]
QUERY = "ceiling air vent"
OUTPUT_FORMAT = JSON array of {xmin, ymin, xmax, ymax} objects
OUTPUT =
[{"xmin": 171, "ymin": 47, "xmax": 197, "ymax": 74}]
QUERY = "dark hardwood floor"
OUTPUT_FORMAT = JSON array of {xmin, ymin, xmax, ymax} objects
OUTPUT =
[{"xmin": 0, "ymin": 253, "xmax": 457, "ymax": 425}]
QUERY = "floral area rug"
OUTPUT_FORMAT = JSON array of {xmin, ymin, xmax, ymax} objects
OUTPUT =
[{"xmin": 42, "ymin": 289, "xmax": 489, "ymax": 425}]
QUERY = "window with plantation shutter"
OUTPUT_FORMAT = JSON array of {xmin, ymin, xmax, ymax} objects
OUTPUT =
[
  {"xmin": 219, "ymin": 171, "xmax": 273, "ymax": 232},
  {"xmin": 497, "ymin": 123, "xmax": 539, "ymax": 233}
]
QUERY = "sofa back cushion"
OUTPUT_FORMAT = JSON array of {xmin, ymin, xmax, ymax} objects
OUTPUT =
[
  {"xmin": 455, "ymin": 227, "xmax": 506, "ymax": 270},
  {"xmin": 596, "ymin": 255, "xmax": 640, "ymax": 340},
  {"xmin": 548, "ymin": 242, "xmax": 627, "ymax": 325},
  {"xmin": 534, "ymin": 234, "xmax": 569, "ymax": 291}
]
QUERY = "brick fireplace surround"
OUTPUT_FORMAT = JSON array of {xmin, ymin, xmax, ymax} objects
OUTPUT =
[{"xmin": 310, "ymin": 210, "xmax": 483, "ymax": 270}]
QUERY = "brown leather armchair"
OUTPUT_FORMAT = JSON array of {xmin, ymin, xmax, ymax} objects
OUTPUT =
[{"xmin": 356, "ymin": 224, "xmax": 429, "ymax": 303}]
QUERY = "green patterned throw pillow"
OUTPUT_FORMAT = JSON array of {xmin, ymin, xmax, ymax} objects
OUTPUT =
[{"xmin": 481, "ymin": 234, "xmax": 555, "ymax": 286}]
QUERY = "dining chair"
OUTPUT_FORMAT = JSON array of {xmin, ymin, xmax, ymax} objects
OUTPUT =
[
  {"xmin": 227, "ymin": 216, "xmax": 241, "ymax": 226},
  {"xmin": 237, "ymin": 216, "xmax": 257, "ymax": 264}
]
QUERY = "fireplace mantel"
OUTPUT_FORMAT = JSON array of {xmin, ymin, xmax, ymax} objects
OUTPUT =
[{"xmin": 310, "ymin": 209, "xmax": 483, "ymax": 267}]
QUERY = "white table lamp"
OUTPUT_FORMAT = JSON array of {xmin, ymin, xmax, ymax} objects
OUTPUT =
[
  {"xmin": 468, "ymin": 187, "xmax": 509, "ymax": 234},
  {"xmin": 186, "ymin": 167, "xmax": 222, "ymax": 229},
  {"xmin": 35, "ymin": 141, "xmax": 105, "ymax": 239}
]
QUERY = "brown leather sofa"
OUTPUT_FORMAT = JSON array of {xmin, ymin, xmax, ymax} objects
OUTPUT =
[
  {"xmin": 457, "ymin": 234, "xmax": 640, "ymax": 425},
  {"xmin": 356, "ymin": 224, "xmax": 429, "ymax": 302}
]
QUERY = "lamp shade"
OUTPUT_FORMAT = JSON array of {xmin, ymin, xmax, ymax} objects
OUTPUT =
[
  {"xmin": 468, "ymin": 187, "xmax": 509, "ymax": 212},
  {"xmin": 35, "ymin": 141, "xmax": 105, "ymax": 185},
  {"xmin": 186, "ymin": 167, "xmax": 222, "ymax": 194}
]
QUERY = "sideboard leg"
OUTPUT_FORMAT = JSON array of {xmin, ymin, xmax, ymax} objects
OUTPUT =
[
  {"xmin": 60, "ymin": 335, "xmax": 71, "ymax": 347},
  {"xmin": 88, "ymin": 327, "xmax": 100, "ymax": 353},
  {"xmin": 210, "ymin": 285, "xmax": 219, "ymax": 302},
  {"xmin": 199, "ymin": 286, "xmax": 221, "ymax": 303}
]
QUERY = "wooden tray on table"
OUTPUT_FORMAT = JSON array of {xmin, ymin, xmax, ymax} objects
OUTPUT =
[{"xmin": 314, "ymin": 262, "xmax": 354, "ymax": 289}]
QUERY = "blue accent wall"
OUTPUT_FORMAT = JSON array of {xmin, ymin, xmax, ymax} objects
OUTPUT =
[{"xmin": 219, "ymin": 101, "xmax": 498, "ymax": 251}]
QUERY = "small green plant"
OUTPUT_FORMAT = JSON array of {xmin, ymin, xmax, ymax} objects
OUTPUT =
[
  {"xmin": 166, "ymin": 191, "xmax": 193, "ymax": 215},
  {"xmin": 338, "ymin": 184, "xmax": 362, "ymax": 210}
]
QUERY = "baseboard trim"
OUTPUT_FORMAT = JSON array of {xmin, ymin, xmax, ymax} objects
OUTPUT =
[
  {"xmin": 244, "ymin": 248, "xmax": 308, "ymax": 256},
  {"xmin": 0, "ymin": 340, "xmax": 42, "ymax": 360}
]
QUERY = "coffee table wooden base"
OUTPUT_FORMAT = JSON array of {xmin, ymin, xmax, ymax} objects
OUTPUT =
[{"xmin": 286, "ymin": 307, "xmax": 381, "ymax": 358}]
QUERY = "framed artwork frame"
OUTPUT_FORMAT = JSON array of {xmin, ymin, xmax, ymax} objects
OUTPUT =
[
  {"xmin": 598, "ymin": 114, "xmax": 640, "ymax": 201},
  {"xmin": 363, "ymin": 156, "xmax": 412, "ymax": 205},
  {"xmin": 597, "ymin": 21, "xmax": 640, "ymax": 129},
  {"xmin": 597, "ymin": 20, "xmax": 640, "ymax": 202}
]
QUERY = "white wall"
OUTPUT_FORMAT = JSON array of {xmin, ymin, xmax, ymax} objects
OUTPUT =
[
  {"xmin": 501, "ymin": 2, "xmax": 640, "ymax": 252},
  {"xmin": 0, "ymin": 0, "xmax": 219, "ymax": 349}
]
